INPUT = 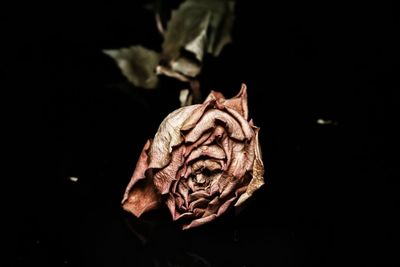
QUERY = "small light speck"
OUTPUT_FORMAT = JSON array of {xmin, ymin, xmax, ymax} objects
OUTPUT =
[
  {"xmin": 68, "ymin": 176, "xmax": 79, "ymax": 182},
  {"xmin": 316, "ymin": 118, "xmax": 337, "ymax": 125}
]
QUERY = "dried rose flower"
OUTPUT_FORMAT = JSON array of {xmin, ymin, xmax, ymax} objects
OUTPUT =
[{"xmin": 122, "ymin": 84, "xmax": 264, "ymax": 230}]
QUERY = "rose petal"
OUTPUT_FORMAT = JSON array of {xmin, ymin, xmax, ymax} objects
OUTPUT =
[
  {"xmin": 149, "ymin": 104, "xmax": 209, "ymax": 169},
  {"xmin": 224, "ymin": 107, "xmax": 254, "ymax": 140},
  {"xmin": 189, "ymin": 190, "xmax": 210, "ymax": 201},
  {"xmin": 183, "ymin": 130, "xmax": 212, "ymax": 157},
  {"xmin": 220, "ymin": 135, "xmax": 232, "ymax": 168},
  {"xmin": 177, "ymin": 181, "xmax": 190, "ymax": 207},
  {"xmin": 175, "ymin": 212, "xmax": 197, "ymax": 221},
  {"xmin": 185, "ymin": 109, "xmax": 245, "ymax": 142},
  {"xmin": 181, "ymin": 102, "xmax": 212, "ymax": 131},
  {"xmin": 183, "ymin": 165, "xmax": 193, "ymax": 179},
  {"xmin": 122, "ymin": 140, "xmax": 152, "ymax": 204},
  {"xmin": 229, "ymin": 139, "xmax": 255, "ymax": 179},
  {"xmin": 121, "ymin": 177, "xmax": 161, "ymax": 217},
  {"xmin": 216, "ymin": 196, "xmax": 237, "ymax": 216},
  {"xmin": 219, "ymin": 179, "xmax": 240, "ymax": 199},
  {"xmin": 235, "ymin": 128, "xmax": 265, "ymax": 207},
  {"xmin": 122, "ymin": 140, "xmax": 161, "ymax": 217},
  {"xmin": 203, "ymin": 125, "xmax": 225, "ymax": 145},
  {"xmin": 222, "ymin": 83, "xmax": 249, "ymax": 120},
  {"xmin": 204, "ymin": 90, "xmax": 225, "ymax": 103},
  {"xmin": 153, "ymin": 145, "xmax": 186, "ymax": 194},
  {"xmin": 182, "ymin": 214, "xmax": 217, "ymax": 230},
  {"xmin": 202, "ymin": 196, "xmax": 221, "ymax": 217},
  {"xmin": 166, "ymin": 193, "xmax": 180, "ymax": 220},
  {"xmin": 186, "ymin": 144, "xmax": 225, "ymax": 163},
  {"xmin": 188, "ymin": 198, "xmax": 209, "ymax": 210}
]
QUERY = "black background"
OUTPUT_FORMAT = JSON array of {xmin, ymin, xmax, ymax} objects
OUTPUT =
[{"xmin": 5, "ymin": 0, "xmax": 399, "ymax": 266}]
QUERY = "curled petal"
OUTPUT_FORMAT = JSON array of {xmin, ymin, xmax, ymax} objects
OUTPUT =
[
  {"xmin": 122, "ymin": 177, "xmax": 161, "ymax": 217},
  {"xmin": 122, "ymin": 140, "xmax": 161, "ymax": 217},
  {"xmin": 153, "ymin": 145, "xmax": 186, "ymax": 194},
  {"xmin": 185, "ymin": 109, "xmax": 245, "ymax": 142},
  {"xmin": 149, "ymin": 103, "xmax": 210, "ymax": 169},
  {"xmin": 188, "ymin": 198, "xmax": 209, "ymax": 210},
  {"xmin": 183, "ymin": 214, "xmax": 217, "ymax": 230},
  {"xmin": 235, "ymin": 128, "xmax": 265, "ymax": 207},
  {"xmin": 204, "ymin": 83, "xmax": 249, "ymax": 119},
  {"xmin": 204, "ymin": 90, "xmax": 225, "ymax": 103},
  {"xmin": 186, "ymin": 144, "xmax": 225, "ymax": 163},
  {"xmin": 223, "ymin": 83, "xmax": 249, "ymax": 120}
]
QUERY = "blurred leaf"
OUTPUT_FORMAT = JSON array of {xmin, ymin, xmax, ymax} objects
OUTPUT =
[
  {"xmin": 161, "ymin": 0, "xmax": 235, "ymax": 77},
  {"xmin": 103, "ymin": 46, "xmax": 160, "ymax": 89},
  {"xmin": 103, "ymin": 0, "xmax": 236, "ymax": 98}
]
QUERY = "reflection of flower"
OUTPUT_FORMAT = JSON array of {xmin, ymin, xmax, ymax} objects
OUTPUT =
[{"xmin": 122, "ymin": 84, "xmax": 264, "ymax": 230}]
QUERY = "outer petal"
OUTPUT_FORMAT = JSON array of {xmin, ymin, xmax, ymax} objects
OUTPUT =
[
  {"xmin": 122, "ymin": 140, "xmax": 161, "ymax": 217},
  {"xmin": 223, "ymin": 83, "xmax": 249, "ymax": 120},
  {"xmin": 204, "ymin": 90, "xmax": 225, "ymax": 103},
  {"xmin": 204, "ymin": 83, "xmax": 249, "ymax": 120},
  {"xmin": 234, "ymin": 128, "xmax": 265, "ymax": 207},
  {"xmin": 148, "ymin": 103, "xmax": 210, "ymax": 169}
]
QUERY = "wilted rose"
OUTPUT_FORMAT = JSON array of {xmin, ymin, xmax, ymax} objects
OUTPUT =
[{"xmin": 122, "ymin": 84, "xmax": 264, "ymax": 230}]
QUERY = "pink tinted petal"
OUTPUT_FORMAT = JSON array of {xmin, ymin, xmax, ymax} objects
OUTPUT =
[
  {"xmin": 235, "ymin": 184, "xmax": 248, "ymax": 196},
  {"xmin": 235, "ymin": 128, "xmax": 265, "ymax": 207},
  {"xmin": 202, "ymin": 159, "xmax": 224, "ymax": 171},
  {"xmin": 186, "ymin": 145, "xmax": 225, "ymax": 163},
  {"xmin": 153, "ymin": 145, "xmax": 186, "ymax": 194},
  {"xmin": 192, "ymin": 208, "xmax": 206, "ymax": 217},
  {"xmin": 122, "ymin": 177, "xmax": 161, "ymax": 217},
  {"xmin": 219, "ymin": 136, "xmax": 232, "ymax": 168},
  {"xmin": 219, "ymin": 179, "xmax": 240, "ymax": 199},
  {"xmin": 183, "ymin": 130, "xmax": 212, "ymax": 157},
  {"xmin": 177, "ymin": 182, "xmax": 190, "ymax": 207},
  {"xmin": 182, "ymin": 214, "xmax": 218, "ymax": 230},
  {"xmin": 185, "ymin": 109, "xmax": 245, "ymax": 142},
  {"xmin": 222, "ymin": 83, "xmax": 249, "ymax": 120},
  {"xmin": 122, "ymin": 140, "xmax": 152, "ymax": 204},
  {"xmin": 175, "ymin": 164, "xmax": 187, "ymax": 181},
  {"xmin": 189, "ymin": 190, "xmax": 210, "ymax": 201},
  {"xmin": 225, "ymin": 107, "xmax": 254, "ymax": 140},
  {"xmin": 149, "ymin": 104, "xmax": 208, "ymax": 170},
  {"xmin": 166, "ymin": 194, "xmax": 180, "ymax": 221},
  {"xmin": 188, "ymin": 198, "xmax": 209, "ymax": 210},
  {"xmin": 175, "ymin": 212, "xmax": 196, "ymax": 221},
  {"xmin": 216, "ymin": 196, "xmax": 237, "ymax": 216},
  {"xmin": 227, "ymin": 136, "xmax": 255, "ymax": 180},
  {"xmin": 183, "ymin": 165, "xmax": 192, "ymax": 179},
  {"xmin": 203, "ymin": 90, "xmax": 225, "ymax": 103},
  {"xmin": 228, "ymin": 145, "xmax": 249, "ymax": 179},
  {"xmin": 181, "ymin": 101, "xmax": 212, "ymax": 131},
  {"xmin": 203, "ymin": 125, "xmax": 225, "ymax": 145},
  {"xmin": 209, "ymin": 180, "xmax": 220, "ymax": 195},
  {"xmin": 175, "ymin": 196, "xmax": 186, "ymax": 210},
  {"xmin": 122, "ymin": 140, "xmax": 161, "ymax": 217},
  {"xmin": 202, "ymin": 197, "xmax": 221, "ymax": 217}
]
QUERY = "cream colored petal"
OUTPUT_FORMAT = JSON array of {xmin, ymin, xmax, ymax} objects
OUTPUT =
[
  {"xmin": 148, "ymin": 103, "xmax": 209, "ymax": 169},
  {"xmin": 234, "ymin": 128, "xmax": 265, "ymax": 207}
]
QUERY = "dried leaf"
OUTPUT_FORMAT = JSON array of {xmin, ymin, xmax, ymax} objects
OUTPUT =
[
  {"xmin": 160, "ymin": 0, "xmax": 236, "ymax": 77},
  {"xmin": 103, "ymin": 46, "xmax": 160, "ymax": 89}
]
